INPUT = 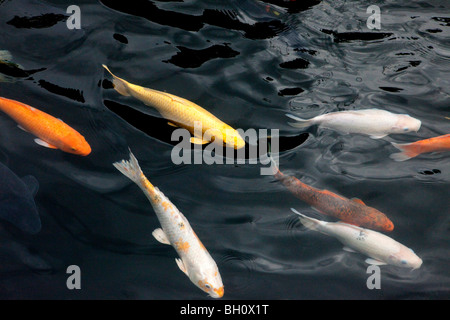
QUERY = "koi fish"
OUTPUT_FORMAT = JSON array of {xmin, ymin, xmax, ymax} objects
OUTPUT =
[
  {"xmin": 0, "ymin": 162, "xmax": 41, "ymax": 234},
  {"xmin": 270, "ymin": 155, "xmax": 394, "ymax": 232},
  {"xmin": 113, "ymin": 150, "xmax": 224, "ymax": 298},
  {"xmin": 0, "ymin": 97, "xmax": 91, "ymax": 156},
  {"xmin": 291, "ymin": 209, "xmax": 422, "ymax": 269},
  {"xmin": 390, "ymin": 133, "xmax": 450, "ymax": 161},
  {"xmin": 102, "ymin": 65, "xmax": 245, "ymax": 149},
  {"xmin": 286, "ymin": 108, "xmax": 421, "ymax": 139}
]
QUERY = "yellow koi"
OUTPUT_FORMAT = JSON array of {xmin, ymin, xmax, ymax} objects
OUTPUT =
[{"xmin": 103, "ymin": 65, "xmax": 245, "ymax": 149}]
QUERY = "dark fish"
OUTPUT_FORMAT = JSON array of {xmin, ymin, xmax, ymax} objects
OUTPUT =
[
  {"xmin": 269, "ymin": 156, "xmax": 394, "ymax": 232},
  {"xmin": 0, "ymin": 162, "xmax": 41, "ymax": 234}
]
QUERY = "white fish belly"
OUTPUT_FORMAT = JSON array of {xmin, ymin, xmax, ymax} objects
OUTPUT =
[
  {"xmin": 325, "ymin": 223, "xmax": 401, "ymax": 261},
  {"xmin": 318, "ymin": 110, "xmax": 398, "ymax": 135}
]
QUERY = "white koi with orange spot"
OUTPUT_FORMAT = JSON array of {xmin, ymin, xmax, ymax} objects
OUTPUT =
[{"xmin": 113, "ymin": 150, "xmax": 224, "ymax": 298}]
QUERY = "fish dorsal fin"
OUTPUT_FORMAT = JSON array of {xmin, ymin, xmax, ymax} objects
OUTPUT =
[
  {"xmin": 167, "ymin": 122, "xmax": 179, "ymax": 127},
  {"xmin": 21, "ymin": 175, "xmax": 39, "ymax": 197},
  {"xmin": 34, "ymin": 138, "xmax": 58, "ymax": 149},
  {"xmin": 153, "ymin": 90, "xmax": 210, "ymax": 114},
  {"xmin": 351, "ymin": 198, "xmax": 366, "ymax": 205},
  {"xmin": 159, "ymin": 91, "xmax": 191, "ymax": 106},
  {"xmin": 152, "ymin": 228, "xmax": 170, "ymax": 245},
  {"xmin": 175, "ymin": 258, "xmax": 189, "ymax": 276}
]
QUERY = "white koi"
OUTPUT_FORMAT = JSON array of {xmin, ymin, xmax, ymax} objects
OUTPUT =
[
  {"xmin": 286, "ymin": 108, "xmax": 421, "ymax": 139},
  {"xmin": 291, "ymin": 208, "xmax": 422, "ymax": 269},
  {"xmin": 113, "ymin": 150, "xmax": 224, "ymax": 298}
]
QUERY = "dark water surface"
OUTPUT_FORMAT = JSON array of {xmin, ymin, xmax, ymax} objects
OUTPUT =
[{"xmin": 0, "ymin": 0, "xmax": 449, "ymax": 300}]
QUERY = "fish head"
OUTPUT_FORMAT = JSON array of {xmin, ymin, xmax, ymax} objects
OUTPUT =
[
  {"xmin": 63, "ymin": 134, "xmax": 92, "ymax": 156},
  {"xmin": 388, "ymin": 247, "xmax": 423, "ymax": 269},
  {"xmin": 191, "ymin": 266, "xmax": 224, "ymax": 298},
  {"xmin": 392, "ymin": 115, "xmax": 421, "ymax": 134},
  {"xmin": 223, "ymin": 128, "xmax": 246, "ymax": 149}
]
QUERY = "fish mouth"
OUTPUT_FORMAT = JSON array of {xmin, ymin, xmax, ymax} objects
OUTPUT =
[
  {"xmin": 77, "ymin": 146, "xmax": 92, "ymax": 156},
  {"xmin": 210, "ymin": 286, "xmax": 224, "ymax": 298}
]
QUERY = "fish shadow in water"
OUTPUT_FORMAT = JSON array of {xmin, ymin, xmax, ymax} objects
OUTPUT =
[
  {"xmin": 103, "ymin": 92, "xmax": 309, "ymax": 159},
  {"xmin": 0, "ymin": 162, "xmax": 41, "ymax": 234}
]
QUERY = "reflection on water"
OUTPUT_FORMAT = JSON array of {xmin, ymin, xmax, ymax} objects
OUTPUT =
[{"xmin": 0, "ymin": 0, "xmax": 448, "ymax": 299}]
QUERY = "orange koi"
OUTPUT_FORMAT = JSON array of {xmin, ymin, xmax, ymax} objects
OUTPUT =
[
  {"xmin": 390, "ymin": 134, "xmax": 450, "ymax": 161},
  {"xmin": 0, "ymin": 97, "xmax": 91, "ymax": 156}
]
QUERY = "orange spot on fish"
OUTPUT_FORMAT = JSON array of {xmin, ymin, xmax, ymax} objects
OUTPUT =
[
  {"xmin": 174, "ymin": 238, "xmax": 190, "ymax": 253},
  {"xmin": 161, "ymin": 201, "xmax": 171, "ymax": 211}
]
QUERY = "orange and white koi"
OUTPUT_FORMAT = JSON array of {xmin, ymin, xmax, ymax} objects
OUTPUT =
[
  {"xmin": 102, "ymin": 65, "xmax": 245, "ymax": 149},
  {"xmin": 269, "ymin": 155, "xmax": 394, "ymax": 232},
  {"xmin": 0, "ymin": 97, "xmax": 91, "ymax": 156},
  {"xmin": 390, "ymin": 133, "xmax": 450, "ymax": 161},
  {"xmin": 113, "ymin": 150, "xmax": 224, "ymax": 298}
]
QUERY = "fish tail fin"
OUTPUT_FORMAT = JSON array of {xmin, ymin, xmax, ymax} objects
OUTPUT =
[
  {"xmin": 113, "ymin": 149, "xmax": 148, "ymax": 187},
  {"xmin": 290, "ymin": 208, "xmax": 321, "ymax": 231},
  {"xmin": 102, "ymin": 64, "xmax": 131, "ymax": 97},
  {"xmin": 285, "ymin": 113, "xmax": 313, "ymax": 129},
  {"xmin": 267, "ymin": 142, "xmax": 280, "ymax": 175},
  {"xmin": 390, "ymin": 142, "xmax": 419, "ymax": 161}
]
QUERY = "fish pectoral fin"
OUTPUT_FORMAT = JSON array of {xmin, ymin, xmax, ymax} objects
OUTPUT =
[
  {"xmin": 175, "ymin": 258, "xmax": 189, "ymax": 276},
  {"xmin": 369, "ymin": 134, "xmax": 388, "ymax": 139},
  {"xmin": 17, "ymin": 124, "xmax": 29, "ymax": 132},
  {"xmin": 152, "ymin": 228, "xmax": 171, "ymax": 245},
  {"xmin": 34, "ymin": 139, "xmax": 58, "ymax": 149},
  {"xmin": 343, "ymin": 246, "xmax": 357, "ymax": 253},
  {"xmin": 190, "ymin": 137, "xmax": 210, "ymax": 145},
  {"xmin": 351, "ymin": 197, "xmax": 366, "ymax": 205},
  {"xmin": 365, "ymin": 258, "xmax": 387, "ymax": 266}
]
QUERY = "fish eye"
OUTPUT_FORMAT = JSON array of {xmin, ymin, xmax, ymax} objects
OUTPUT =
[
  {"xmin": 401, "ymin": 260, "xmax": 408, "ymax": 265},
  {"xmin": 204, "ymin": 284, "xmax": 211, "ymax": 289},
  {"xmin": 403, "ymin": 127, "xmax": 409, "ymax": 131}
]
